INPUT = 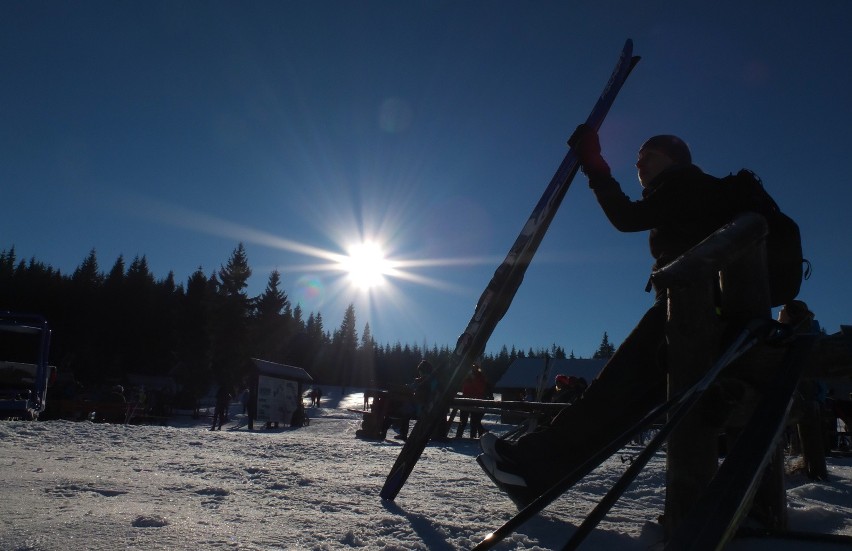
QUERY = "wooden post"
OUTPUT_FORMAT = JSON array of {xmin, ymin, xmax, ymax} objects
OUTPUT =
[
  {"xmin": 720, "ymin": 235, "xmax": 786, "ymax": 530},
  {"xmin": 663, "ymin": 277, "xmax": 721, "ymax": 536},
  {"xmin": 653, "ymin": 213, "xmax": 773, "ymax": 536}
]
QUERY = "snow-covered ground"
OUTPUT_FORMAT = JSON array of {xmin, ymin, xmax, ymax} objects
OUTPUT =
[{"xmin": 1, "ymin": 389, "xmax": 851, "ymax": 550}]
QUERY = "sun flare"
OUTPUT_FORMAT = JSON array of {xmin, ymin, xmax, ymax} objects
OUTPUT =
[{"xmin": 342, "ymin": 241, "xmax": 393, "ymax": 290}]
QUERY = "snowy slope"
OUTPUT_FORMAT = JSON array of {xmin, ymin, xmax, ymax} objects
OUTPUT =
[{"xmin": 1, "ymin": 390, "xmax": 850, "ymax": 550}]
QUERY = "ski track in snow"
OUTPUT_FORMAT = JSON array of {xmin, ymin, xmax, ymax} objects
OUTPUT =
[{"xmin": 1, "ymin": 391, "xmax": 851, "ymax": 550}]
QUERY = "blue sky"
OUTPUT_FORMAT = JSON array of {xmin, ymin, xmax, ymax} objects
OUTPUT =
[{"xmin": 2, "ymin": 2, "xmax": 851, "ymax": 357}]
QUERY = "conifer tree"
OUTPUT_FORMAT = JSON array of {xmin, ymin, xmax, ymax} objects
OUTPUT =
[
  {"xmin": 334, "ymin": 304, "xmax": 358, "ymax": 386},
  {"xmin": 69, "ymin": 249, "xmax": 105, "ymax": 377},
  {"xmin": 174, "ymin": 268, "xmax": 213, "ymax": 411},
  {"xmin": 211, "ymin": 243, "xmax": 252, "ymax": 386},
  {"xmin": 357, "ymin": 322, "xmax": 377, "ymax": 385},
  {"xmin": 251, "ymin": 269, "xmax": 290, "ymax": 361},
  {"xmin": 72, "ymin": 248, "xmax": 103, "ymax": 287},
  {"xmin": 593, "ymin": 332, "xmax": 616, "ymax": 359}
]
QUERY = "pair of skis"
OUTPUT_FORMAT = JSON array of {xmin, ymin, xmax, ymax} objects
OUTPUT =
[{"xmin": 380, "ymin": 39, "xmax": 641, "ymax": 503}]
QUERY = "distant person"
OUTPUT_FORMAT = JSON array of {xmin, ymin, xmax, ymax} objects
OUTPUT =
[
  {"xmin": 396, "ymin": 360, "xmax": 441, "ymax": 441},
  {"xmin": 240, "ymin": 387, "xmax": 250, "ymax": 414},
  {"xmin": 778, "ymin": 299, "xmax": 820, "ymax": 334},
  {"xmin": 535, "ymin": 374, "xmax": 587, "ymax": 428},
  {"xmin": 542, "ymin": 374, "xmax": 584, "ymax": 404},
  {"xmin": 210, "ymin": 385, "xmax": 231, "ymax": 431},
  {"xmin": 478, "ymin": 125, "xmax": 741, "ymax": 506},
  {"xmin": 247, "ymin": 385, "xmax": 257, "ymax": 431},
  {"xmin": 778, "ymin": 300, "xmax": 828, "ymax": 480},
  {"xmin": 136, "ymin": 385, "xmax": 147, "ymax": 409},
  {"xmin": 456, "ymin": 364, "xmax": 489, "ymax": 439}
]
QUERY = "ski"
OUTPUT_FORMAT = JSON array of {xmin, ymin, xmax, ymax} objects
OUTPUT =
[
  {"xmin": 664, "ymin": 332, "xmax": 818, "ymax": 551},
  {"xmin": 380, "ymin": 38, "xmax": 641, "ymax": 503},
  {"xmin": 473, "ymin": 319, "xmax": 773, "ymax": 551}
]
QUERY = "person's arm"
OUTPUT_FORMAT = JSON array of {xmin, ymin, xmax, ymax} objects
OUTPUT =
[
  {"xmin": 589, "ymin": 176, "xmax": 668, "ymax": 232},
  {"xmin": 569, "ymin": 123, "xmax": 670, "ymax": 232}
]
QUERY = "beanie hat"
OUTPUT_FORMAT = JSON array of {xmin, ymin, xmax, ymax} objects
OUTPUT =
[
  {"xmin": 639, "ymin": 135, "xmax": 692, "ymax": 166},
  {"xmin": 555, "ymin": 374, "xmax": 571, "ymax": 387}
]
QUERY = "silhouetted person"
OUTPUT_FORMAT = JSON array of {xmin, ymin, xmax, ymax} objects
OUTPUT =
[
  {"xmin": 479, "ymin": 126, "xmax": 738, "ymax": 506},
  {"xmin": 210, "ymin": 385, "xmax": 231, "ymax": 431}
]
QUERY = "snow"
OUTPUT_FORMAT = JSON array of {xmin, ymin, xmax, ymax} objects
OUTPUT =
[{"xmin": 1, "ymin": 390, "xmax": 851, "ymax": 550}]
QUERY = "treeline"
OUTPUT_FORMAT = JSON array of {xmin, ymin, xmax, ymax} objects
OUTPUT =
[{"xmin": 2, "ymin": 244, "xmax": 612, "ymax": 404}]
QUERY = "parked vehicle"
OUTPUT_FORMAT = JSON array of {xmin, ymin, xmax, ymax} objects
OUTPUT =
[{"xmin": 0, "ymin": 312, "xmax": 53, "ymax": 420}]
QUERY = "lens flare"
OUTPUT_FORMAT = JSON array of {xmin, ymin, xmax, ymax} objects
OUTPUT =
[{"xmin": 341, "ymin": 241, "xmax": 394, "ymax": 290}]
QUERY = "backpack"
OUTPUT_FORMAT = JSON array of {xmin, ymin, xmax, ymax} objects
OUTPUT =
[{"xmin": 721, "ymin": 169, "xmax": 810, "ymax": 307}]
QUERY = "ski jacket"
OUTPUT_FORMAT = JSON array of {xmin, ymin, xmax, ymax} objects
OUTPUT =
[
  {"xmin": 589, "ymin": 164, "xmax": 731, "ymax": 273},
  {"xmin": 413, "ymin": 372, "xmax": 439, "ymax": 415},
  {"xmin": 461, "ymin": 370, "xmax": 488, "ymax": 399}
]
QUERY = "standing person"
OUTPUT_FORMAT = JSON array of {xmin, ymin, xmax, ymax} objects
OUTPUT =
[
  {"xmin": 478, "ymin": 124, "xmax": 737, "ymax": 506},
  {"xmin": 210, "ymin": 385, "xmax": 231, "ymax": 431},
  {"xmin": 778, "ymin": 300, "xmax": 827, "ymax": 480},
  {"xmin": 246, "ymin": 383, "xmax": 257, "ymax": 431},
  {"xmin": 240, "ymin": 387, "xmax": 250, "ymax": 414},
  {"xmin": 396, "ymin": 360, "xmax": 441, "ymax": 441},
  {"xmin": 456, "ymin": 364, "xmax": 489, "ymax": 439}
]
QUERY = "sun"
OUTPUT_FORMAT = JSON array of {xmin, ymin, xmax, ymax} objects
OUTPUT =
[{"xmin": 341, "ymin": 241, "xmax": 393, "ymax": 290}]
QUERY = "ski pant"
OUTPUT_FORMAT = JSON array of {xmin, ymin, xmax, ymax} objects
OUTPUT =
[
  {"xmin": 456, "ymin": 411, "xmax": 470, "ymax": 438},
  {"xmin": 457, "ymin": 410, "xmax": 485, "ymax": 438},
  {"xmin": 470, "ymin": 411, "xmax": 485, "ymax": 438},
  {"xmin": 211, "ymin": 407, "xmax": 226, "ymax": 430},
  {"xmin": 515, "ymin": 303, "xmax": 668, "ymax": 465}
]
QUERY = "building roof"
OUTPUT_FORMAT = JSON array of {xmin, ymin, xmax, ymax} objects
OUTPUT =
[
  {"xmin": 496, "ymin": 357, "xmax": 606, "ymax": 393},
  {"xmin": 250, "ymin": 358, "xmax": 313, "ymax": 383}
]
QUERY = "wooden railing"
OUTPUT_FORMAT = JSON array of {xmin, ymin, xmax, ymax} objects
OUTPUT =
[{"xmin": 650, "ymin": 212, "xmax": 784, "ymax": 535}]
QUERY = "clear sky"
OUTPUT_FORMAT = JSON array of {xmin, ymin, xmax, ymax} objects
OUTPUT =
[{"xmin": 2, "ymin": 1, "xmax": 851, "ymax": 357}]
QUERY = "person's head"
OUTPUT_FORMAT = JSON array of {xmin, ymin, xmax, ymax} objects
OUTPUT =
[
  {"xmin": 417, "ymin": 360, "xmax": 433, "ymax": 376},
  {"xmin": 636, "ymin": 135, "xmax": 692, "ymax": 187},
  {"xmin": 777, "ymin": 300, "xmax": 813, "ymax": 326},
  {"xmin": 555, "ymin": 374, "xmax": 571, "ymax": 389}
]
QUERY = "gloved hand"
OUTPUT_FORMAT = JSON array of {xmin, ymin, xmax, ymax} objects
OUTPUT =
[{"xmin": 568, "ymin": 124, "xmax": 610, "ymax": 178}]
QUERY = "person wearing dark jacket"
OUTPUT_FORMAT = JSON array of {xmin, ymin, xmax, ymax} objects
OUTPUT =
[
  {"xmin": 210, "ymin": 385, "xmax": 231, "ymax": 431},
  {"xmin": 478, "ymin": 125, "xmax": 734, "ymax": 506},
  {"xmin": 545, "ymin": 374, "xmax": 586, "ymax": 405},
  {"xmin": 395, "ymin": 360, "xmax": 442, "ymax": 441}
]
